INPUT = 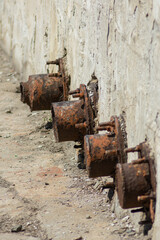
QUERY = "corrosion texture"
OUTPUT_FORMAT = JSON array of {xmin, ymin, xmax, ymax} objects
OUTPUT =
[
  {"xmin": 116, "ymin": 162, "xmax": 151, "ymax": 209},
  {"xmin": 116, "ymin": 142, "xmax": 156, "ymax": 222},
  {"xmin": 20, "ymin": 58, "xmax": 69, "ymax": 111},
  {"xmin": 84, "ymin": 116, "xmax": 126, "ymax": 178},
  {"xmin": 52, "ymin": 84, "xmax": 94, "ymax": 142}
]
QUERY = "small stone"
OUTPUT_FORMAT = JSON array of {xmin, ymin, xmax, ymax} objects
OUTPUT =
[
  {"xmin": 11, "ymin": 224, "xmax": 22, "ymax": 232},
  {"xmin": 5, "ymin": 109, "xmax": 12, "ymax": 114},
  {"xmin": 86, "ymin": 215, "xmax": 91, "ymax": 219},
  {"xmin": 26, "ymin": 222, "xmax": 31, "ymax": 226},
  {"xmin": 102, "ymin": 189, "xmax": 108, "ymax": 194},
  {"xmin": 126, "ymin": 229, "xmax": 135, "ymax": 234},
  {"xmin": 93, "ymin": 181, "xmax": 101, "ymax": 190},
  {"xmin": 122, "ymin": 216, "xmax": 129, "ymax": 223},
  {"xmin": 4, "ymin": 134, "xmax": 10, "ymax": 138},
  {"xmin": 128, "ymin": 232, "xmax": 136, "ymax": 236},
  {"xmin": 110, "ymin": 223, "xmax": 115, "ymax": 226},
  {"xmin": 38, "ymin": 145, "xmax": 43, "ymax": 148},
  {"xmin": 31, "ymin": 112, "xmax": 38, "ymax": 116},
  {"xmin": 118, "ymin": 228, "xmax": 127, "ymax": 234},
  {"xmin": 113, "ymin": 219, "xmax": 118, "ymax": 224}
]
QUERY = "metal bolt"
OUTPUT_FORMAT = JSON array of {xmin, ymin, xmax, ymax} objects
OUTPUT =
[
  {"xmin": 69, "ymin": 88, "xmax": 80, "ymax": 95},
  {"xmin": 124, "ymin": 145, "xmax": 141, "ymax": 153},
  {"xmin": 46, "ymin": 59, "xmax": 60, "ymax": 65},
  {"xmin": 99, "ymin": 121, "xmax": 115, "ymax": 127},
  {"xmin": 72, "ymin": 92, "xmax": 84, "ymax": 98}
]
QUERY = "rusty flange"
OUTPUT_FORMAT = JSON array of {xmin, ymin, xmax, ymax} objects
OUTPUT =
[
  {"xmin": 52, "ymin": 84, "xmax": 94, "ymax": 142},
  {"xmin": 20, "ymin": 58, "xmax": 69, "ymax": 111},
  {"xmin": 116, "ymin": 142, "xmax": 156, "ymax": 222},
  {"xmin": 84, "ymin": 116, "xmax": 127, "ymax": 178}
]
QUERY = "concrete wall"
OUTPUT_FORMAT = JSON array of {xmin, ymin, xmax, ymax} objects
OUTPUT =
[{"xmin": 0, "ymin": 0, "xmax": 160, "ymax": 238}]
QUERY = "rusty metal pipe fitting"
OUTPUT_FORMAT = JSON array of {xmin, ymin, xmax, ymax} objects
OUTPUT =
[
  {"xmin": 21, "ymin": 74, "xmax": 64, "ymax": 111},
  {"xmin": 84, "ymin": 133, "xmax": 118, "ymax": 178},
  {"xmin": 20, "ymin": 58, "xmax": 69, "ymax": 111},
  {"xmin": 69, "ymin": 88, "xmax": 80, "ymax": 95},
  {"xmin": 99, "ymin": 121, "xmax": 115, "ymax": 127},
  {"xmin": 84, "ymin": 116, "xmax": 126, "ymax": 178},
  {"xmin": 115, "ymin": 142, "xmax": 156, "ymax": 222},
  {"xmin": 52, "ymin": 84, "xmax": 94, "ymax": 142},
  {"xmin": 116, "ymin": 162, "xmax": 151, "ymax": 209}
]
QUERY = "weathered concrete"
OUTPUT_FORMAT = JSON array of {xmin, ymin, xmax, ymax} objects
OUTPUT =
[{"xmin": 0, "ymin": 0, "xmax": 160, "ymax": 238}]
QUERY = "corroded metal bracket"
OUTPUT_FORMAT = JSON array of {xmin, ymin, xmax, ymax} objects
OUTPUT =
[
  {"xmin": 84, "ymin": 116, "xmax": 127, "ymax": 178},
  {"xmin": 51, "ymin": 84, "xmax": 95, "ymax": 142},
  {"xmin": 20, "ymin": 58, "xmax": 69, "ymax": 111},
  {"xmin": 116, "ymin": 142, "xmax": 156, "ymax": 222}
]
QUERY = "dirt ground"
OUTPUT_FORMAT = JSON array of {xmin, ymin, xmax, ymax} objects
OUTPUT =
[{"xmin": 0, "ymin": 46, "xmax": 148, "ymax": 240}]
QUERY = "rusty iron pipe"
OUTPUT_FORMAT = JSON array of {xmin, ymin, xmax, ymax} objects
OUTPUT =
[
  {"xmin": 84, "ymin": 133, "xmax": 118, "ymax": 178},
  {"xmin": 52, "ymin": 100, "xmax": 87, "ymax": 142},
  {"xmin": 20, "ymin": 74, "xmax": 64, "ymax": 111},
  {"xmin": 116, "ymin": 162, "xmax": 151, "ymax": 209},
  {"xmin": 115, "ymin": 142, "xmax": 156, "ymax": 222},
  {"xmin": 52, "ymin": 84, "xmax": 94, "ymax": 143},
  {"xmin": 20, "ymin": 58, "xmax": 69, "ymax": 111},
  {"xmin": 84, "ymin": 116, "xmax": 126, "ymax": 178}
]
